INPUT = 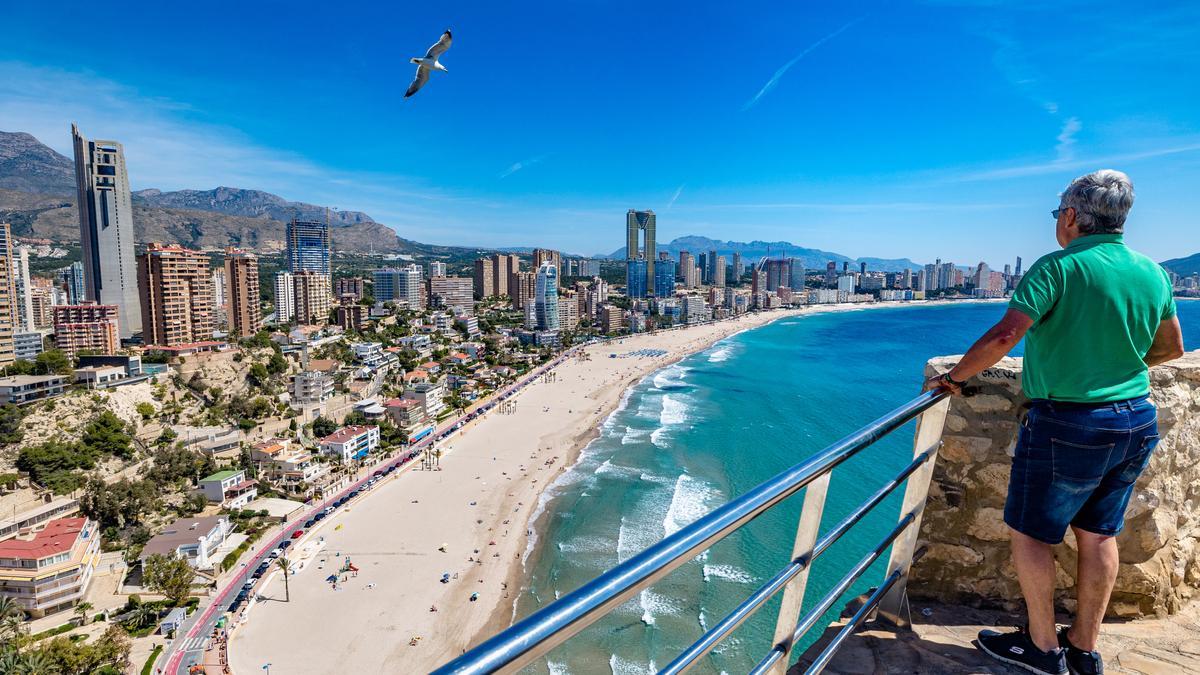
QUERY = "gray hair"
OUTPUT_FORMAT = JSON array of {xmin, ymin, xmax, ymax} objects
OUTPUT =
[{"xmin": 1060, "ymin": 169, "xmax": 1135, "ymax": 234}]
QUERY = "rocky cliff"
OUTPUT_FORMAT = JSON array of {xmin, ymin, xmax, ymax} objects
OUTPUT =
[{"xmin": 913, "ymin": 352, "xmax": 1200, "ymax": 618}]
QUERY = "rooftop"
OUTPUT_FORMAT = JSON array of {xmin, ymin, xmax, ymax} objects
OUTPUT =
[
  {"xmin": 319, "ymin": 425, "xmax": 378, "ymax": 444},
  {"xmin": 0, "ymin": 374, "xmax": 65, "ymax": 386},
  {"xmin": 201, "ymin": 469, "xmax": 243, "ymax": 483},
  {"xmin": 140, "ymin": 515, "xmax": 228, "ymax": 559},
  {"xmin": 0, "ymin": 517, "xmax": 89, "ymax": 560}
]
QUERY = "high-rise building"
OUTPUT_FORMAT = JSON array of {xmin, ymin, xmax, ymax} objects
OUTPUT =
[
  {"xmin": 837, "ymin": 274, "xmax": 856, "ymax": 293},
  {"xmin": 533, "ymin": 262, "xmax": 559, "ymax": 331},
  {"xmin": 428, "ymin": 261, "xmax": 448, "ymax": 278},
  {"xmin": 654, "ymin": 259, "xmax": 677, "ymax": 297},
  {"xmin": 697, "ymin": 253, "xmax": 708, "ymax": 284},
  {"xmin": 625, "ymin": 210, "xmax": 656, "ymax": 295},
  {"xmin": 137, "ymin": 243, "xmax": 214, "ymax": 347},
  {"xmin": 765, "ymin": 259, "xmax": 792, "ymax": 292},
  {"xmin": 373, "ymin": 265, "xmax": 424, "ymax": 308},
  {"xmin": 788, "ymin": 260, "xmax": 805, "ymax": 290},
  {"xmin": 210, "ymin": 267, "xmax": 227, "ymax": 327},
  {"xmin": 860, "ymin": 262, "xmax": 867, "ymax": 275},
  {"xmin": 52, "ymin": 303, "xmax": 119, "ymax": 359},
  {"xmin": 0, "ymin": 225, "xmax": 17, "ymax": 366},
  {"xmin": 559, "ymin": 292, "xmax": 579, "ymax": 331},
  {"xmin": 224, "ymin": 247, "xmax": 261, "ymax": 338},
  {"xmin": 11, "ymin": 246, "xmax": 34, "ymax": 333},
  {"xmin": 293, "ymin": 271, "xmax": 332, "ymax": 325},
  {"xmin": 427, "ymin": 276, "xmax": 474, "ymax": 312},
  {"xmin": 274, "ymin": 272, "xmax": 295, "ymax": 323},
  {"xmin": 732, "ymin": 253, "xmax": 742, "ymax": 285},
  {"xmin": 625, "ymin": 259, "xmax": 648, "ymax": 299},
  {"xmin": 532, "ymin": 249, "xmax": 561, "ymax": 284},
  {"xmin": 824, "ymin": 261, "xmax": 837, "ymax": 287},
  {"xmin": 286, "ymin": 219, "xmax": 331, "ymax": 276},
  {"xmin": 334, "ymin": 277, "xmax": 365, "ymax": 301},
  {"xmin": 509, "ymin": 271, "xmax": 536, "ymax": 310},
  {"xmin": 678, "ymin": 252, "xmax": 693, "ymax": 282},
  {"xmin": 71, "ymin": 125, "xmax": 141, "ymax": 338},
  {"xmin": 1014, "ymin": 256, "xmax": 1023, "ymax": 277},
  {"xmin": 473, "ymin": 258, "xmax": 494, "ymax": 299},
  {"xmin": 61, "ymin": 261, "xmax": 86, "ymax": 305},
  {"xmin": 489, "ymin": 254, "xmax": 520, "ymax": 297}
]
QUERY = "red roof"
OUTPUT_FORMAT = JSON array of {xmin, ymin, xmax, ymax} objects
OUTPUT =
[
  {"xmin": 384, "ymin": 398, "xmax": 420, "ymax": 409},
  {"xmin": 319, "ymin": 425, "xmax": 378, "ymax": 444},
  {"xmin": 0, "ymin": 517, "xmax": 89, "ymax": 560}
]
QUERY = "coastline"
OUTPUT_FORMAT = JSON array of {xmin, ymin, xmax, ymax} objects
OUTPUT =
[{"xmin": 226, "ymin": 300, "xmax": 1003, "ymax": 674}]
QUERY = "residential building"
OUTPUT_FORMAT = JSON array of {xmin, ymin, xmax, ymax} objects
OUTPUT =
[
  {"xmin": 274, "ymin": 272, "xmax": 295, "ymax": 323},
  {"xmin": 291, "ymin": 369, "xmax": 334, "ymax": 406},
  {"xmin": 625, "ymin": 259, "xmax": 647, "ymax": 299},
  {"xmin": 533, "ymin": 262, "xmax": 559, "ymax": 331},
  {"xmin": 678, "ymin": 252, "xmax": 694, "ymax": 283},
  {"xmin": 293, "ymin": 270, "xmax": 331, "ymax": 325},
  {"xmin": 577, "ymin": 259, "xmax": 601, "ymax": 276},
  {"xmin": 427, "ymin": 261, "xmax": 448, "ymax": 278},
  {"xmin": 319, "ymin": 425, "xmax": 380, "ymax": 463},
  {"xmin": 428, "ymin": 276, "xmax": 474, "ymax": 312},
  {"xmin": 0, "ymin": 498, "xmax": 81, "ymax": 543},
  {"xmin": 654, "ymin": 259, "xmax": 677, "ymax": 298},
  {"xmin": 472, "ymin": 258, "xmax": 494, "ymax": 299},
  {"xmin": 532, "ymin": 249, "xmax": 561, "ymax": 287},
  {"xmin": 490, "ymin": 253, "xmax": 520, "ymax": 297},
  {"xmin": 250, "ymin": 440, "xmax": 328, "ymax": 496},
  {"xmin": 0, "ymin": 375, "xmax": 66, "ymax": 405},
  {"xmin": 334, "ymin": 276, "xmax": 365, "ymax": 301},
  {"xmin": 335, "ymin": 304, "xmax": 366, "ymax": 332},
  {"xmin": 71, "ymin": 125, "xmax": 141, "ymax": 339},
  {"xmin": 11, "ymin": 245, "xmax": 34, "ymax": 333},
  {"xmin": 224, "ymin": 247, "xmax": 261, "ymax": 337},
  {"xmin": 837, "ymin": 274, "xmax": 856, "ymax": 293},
  {"xmin": 682, "ymin": 295, "xmax": 709, "ymax": 324},
  {"xmin": 0, "ymin": 517, "xmax": 100, "ymax": 618},
  {"xmin": 52, "ymin": 303, "xmax": 119, "ymax": 359},
  {"xmin": 199, "ymin": 470, "xmax": 258, "ymax": 509},
  {"xmin": 63, "ymin": 261, "xmax": 86, "ymax": 305},
  {"xmin": 789, "ymin": 261, "xmax": 806, "ymax": 290},
  {"xmin": 0, "ymin": 224, "xmax": 16, "ymax": 367},
  {"xmin": 384, "ymin": 398, "xmax": 428, "ymax": 435},
  {"xmin": 13, "ymin": 331, "xmax": 45, "ymax": 362},
  {"xmin": 455, "ymin": 314, "xmax": 480, "ymax": 336},
  {"xmin": 598, "ymin": 304, "xmax": 624, "ymax": 333},
  {"xmin": 374, "ymin": 265, "xmax": 424, "ymax": 308},
  {"xmin": 139, "ymin": 515, "xmax": 233, "ymax": 570},
  {"xmin": 29, "ymin": 284, "xmax": 54, "ymax": 329},
  {"xmin": 286, "ymin": 219, "xmax": 331, "ymax": 275},
  {"xmin": 509, "ymin": 270, "xmax": 536, "ymax": 310},
  {"xmin": 732, "ymin": 252, "xmax": 743, "ymax": 284},
  {"xmin": 210, "ymin": 267, "xmax": 227, "ymax": 328},
  {"xmin": 138, "ymin": 243, "xmax": 214, "ymax": 347},
  {"xmin": 625, "ymin": 210, "xmax": 656, "ymax": 295},
  {"xmin": 403, "ymin": 380, "xmax": 445, "ymax": 419},
  {"xmin": 559, "ymin": 293, "xmax": 579, "ymax": 330}
]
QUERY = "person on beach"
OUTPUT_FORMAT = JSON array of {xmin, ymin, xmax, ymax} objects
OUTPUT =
[{"xmin": 924, "ymin": 170, "xmax": 1184, "ymax": 675}]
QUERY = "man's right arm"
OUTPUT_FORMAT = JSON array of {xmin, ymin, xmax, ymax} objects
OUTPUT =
[{"xmin": 1144, "ymin": 316, "xmax": 1185, "ymax": 367}]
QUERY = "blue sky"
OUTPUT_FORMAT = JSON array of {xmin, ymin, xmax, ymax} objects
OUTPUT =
[{"xmin": 3, "ymin": 1, "xmax": 1198, "ymax": 265}]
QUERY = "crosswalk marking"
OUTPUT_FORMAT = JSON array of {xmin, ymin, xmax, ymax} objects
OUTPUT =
[{"xmin": 179, "ymin": 637, "xmax": 210, "ymax": 652}]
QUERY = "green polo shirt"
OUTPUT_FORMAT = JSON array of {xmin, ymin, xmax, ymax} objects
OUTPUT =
[{"xmin": 1010, "ymin": 234, "xmax": 1176, "ymax": 402}]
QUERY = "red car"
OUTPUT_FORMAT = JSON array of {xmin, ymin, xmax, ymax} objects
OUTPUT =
[{"xmin": 290, "ymin": 530, "xmax": 304, "ymax": 539}]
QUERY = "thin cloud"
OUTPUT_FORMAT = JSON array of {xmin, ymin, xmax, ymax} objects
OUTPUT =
[
  {"xmin": 1055, "ymin": 116, "xmax": 1081, "ymax": 162},
  {"xmin": 952, "ymin": 142, "xmax": 1200, "ymax": 182},
  {"xmin": 742, "ymin": 18, "xmax": 863, "ymax": 111},
  {"xmin": 695, "ymin": 201, "xmax": 1022, "ymax": 212},
  {"xmin": 666, "ymin": 183, "xmax": 685, "ymax": 209},
  {"xmin": 499, "ymin": 153, "xmax": 550, "ymax": 179}
]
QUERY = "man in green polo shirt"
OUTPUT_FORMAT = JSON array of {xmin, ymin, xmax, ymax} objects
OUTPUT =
[{"xmin": 924, "ymin": 169, "xmax": 1184, "ymax": 675}]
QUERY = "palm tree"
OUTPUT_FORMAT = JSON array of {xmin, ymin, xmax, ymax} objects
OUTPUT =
[
  {"xmin": 0, "ymin": 651, "xmax": 23, "ymax": 673},
  {"xmin": 73, "ymin": 601, "xmax": 94, "ymax": 626},
  {"xmin": 124, "ymin": 603, "xmax": 157, "ymax": 630},
  {"xmin": 276, "ymin": 557, "xmax": 291, "ymax": 602},
  {"xmin": 19, "ymin": 650, "xmax": 54, "ymax": 674},
  {"xmin": 0, "ymin": 597, "xmax": 25, "ymax": 649}
]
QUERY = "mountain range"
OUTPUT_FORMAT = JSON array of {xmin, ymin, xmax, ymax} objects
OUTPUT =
[
  {"xmin": 1162, "ymin": 253, "xmax": 1200, "ymax": 277},
  {"xmin": 604, "ymin": 235, "xmax": 923, "ymax": 273}
]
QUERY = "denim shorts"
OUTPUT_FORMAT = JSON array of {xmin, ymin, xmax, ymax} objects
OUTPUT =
[{"xmin": 1004, "ymin": 395, "xmax": 1159, "ymax": 545}]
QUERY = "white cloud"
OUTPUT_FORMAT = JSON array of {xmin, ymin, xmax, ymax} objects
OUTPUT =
[
  {"xmin": 666, "ymin": 183, "xmax": 685, "ymax": 209},
  {"xmin": 742, "ymin": 18, "xmax": 862, "ymax": 111},
  {"xmin": 951, "ymin": 141, "xmax": 1200, "ymax": 182},
  {"xmin": 498, "ymin": 153, "xmax": 550, "ymax": 179},
  {"xmin": 1055, "ymin": 116, "xmax": 1081, "ymax": 162}
]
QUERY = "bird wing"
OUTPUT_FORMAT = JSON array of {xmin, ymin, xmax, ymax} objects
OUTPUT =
[
  {"xmin": 424, "ymin": 30, "xmax": 452, "ymax": 59},
  {"xmin": 405, "ymin": 65, "xmax": 430, "ymax": 98}
]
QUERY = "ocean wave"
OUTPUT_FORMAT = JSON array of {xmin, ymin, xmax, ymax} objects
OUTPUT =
[
  {"xmin": 596, "ymin": 459, "xmax": 640, "ymax": 479},
  {"xmin": 652, "ymin": 364, "xmax": 690, "ymax": 390},
  {"xmin": 702, "ymin": 563, "xmax": 755, "ymax": 584},
  {"xmin": 637, "ymin": 589, "xmax": 679, "ymax": 626},
  {"xmin": 663, "ymin": 474, "xmax": 720, "ymax": 537},
  {"xmin": 649, "ymin": 426, "xmax": 669, "ymax": 449},
  {"xmin": 639, "ymin": 471, "xmax": 672, "ymax": 485},
  {"xmin": 708, "ymin": 343, "xmax": 735, "ymax": 363},
  {"xmin": 608, "ymin": 654, "xmax": 655, "ymax": 675},
  {"xmin": 659, "ymin": 394, "xmax": 689, "ymax": 427},
  {"xmin": 621, "ymin": 427, "xmax": 650, "ymax": 445},
  {"xmin": 556, "ymin": 536, "xmax": 615, "ymax": 555},
  {"xmin": 547, "ymin": 661, "xmax": 569, "ymax": 675},
  {"xmin": 699, "ymin": 609, "xmax": 708, "ymax": 632}
]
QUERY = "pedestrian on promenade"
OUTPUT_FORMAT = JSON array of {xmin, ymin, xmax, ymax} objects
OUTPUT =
[{"xmin": 925, "ymin": 169, "xmax": 1184, "ymax": 675}]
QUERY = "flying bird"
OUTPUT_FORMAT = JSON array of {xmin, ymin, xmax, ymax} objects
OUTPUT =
[{"xmin": 405, "ymin": 29, "xmax": 452, "ymax": 98}]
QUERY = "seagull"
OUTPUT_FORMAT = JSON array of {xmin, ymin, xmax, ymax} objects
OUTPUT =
[{"xmin": 405, "ymin": 29, "xmax": 452, "ymax": 98}]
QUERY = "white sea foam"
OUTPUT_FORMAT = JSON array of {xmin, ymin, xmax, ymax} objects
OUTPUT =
[
  {"xmin": 608, "ymin": 654, "xmax": 655, "ymax": 675},
  {"xmin": 652, "ymin": 364, "xmax": 690, "ymax": 390},
  {"xmin": 663, "ymin": 474, "xmax": 720, "ymax": 537},
  {"xmin": 659, "ymin": 394, "xmax": 689, "ymax": 427},
  {"xmin": 556, "ymin": 536, "xmax": 615, "ymax": 555},
  {"xmin": 638, "ymin": 471, "xmax": 672, "ymax": 485},
  {"xmin": 702, "ymin": 563, "xmax": 755, "ymax": 584},
  {"xmin": 649, "ymin": 426, "xmax": 669, "ymax": 449},
  {"xmin": 546, "ymin": 661, "xmax": 569, "ymax": 675},
  {"xmin": 596, "ymin": 459, "xmax": 640, "ymax": 479},
  {"xmin": 708, "ymin": 343, "xmax": 735, "ymax": 362},
  {"xmin": 621, "ymin": 426, "xmax": 649, "ymax": 445},
  {"xmin": 699, "ymin": 609, "xmax": 708, "ymax": 631}
]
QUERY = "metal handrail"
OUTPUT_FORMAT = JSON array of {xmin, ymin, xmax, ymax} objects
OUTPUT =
[{"xmin": 433, "ymin": 390, "xmax": 949, "ymax": 675}]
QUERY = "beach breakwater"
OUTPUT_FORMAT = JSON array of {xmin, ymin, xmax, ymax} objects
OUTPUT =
[{"xmin": 916, "ymin": 351, "xmax": 1200, "ymax": 617}]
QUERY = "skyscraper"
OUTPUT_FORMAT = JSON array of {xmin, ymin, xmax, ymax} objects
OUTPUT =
[
  {"xmin": 274, "ymin": 272, "xmax": 295, "ymax": 323},
  {"xmin": 286, "ymin": 219, "xmax": 331, "ymax": 276},
  {"xmin": 1015, "ymin": 256, "xmax": 1023, "ymax": 277},
  {"xmin": 63, "ymin": 261, "xmax": 86, "ymax": 304},
  {"xmin": 713, "ymin": 255, "xmax": 727, "ymax": 288},
  {"xmin": 625, "ymin": 259, "xmax": 647, "ymax": 299},
  {"xmin": 509, "ymin": 270, "xmax": 536, "ymax": 310},
  {"xmin": 732, "ymin": 253, "xmax": 742, "ymax": 285},
  {"xmin": 72, "ymin": 125, "xmax": 141, "ymax": 338},
  {"xmin": 678, "ymin": 251, "xmax": 693, "ymax": 282},
  {"xmin": 532, "ymin": 249, "xmax": 562, "ymax": 285},
  {"xmin": 473, "ymin": 258, "xmax": 494, "ymax": 299},
  {"xmin": 788, "ymin": 260, "xmax": 806, "ymax": 290},
  {"xmin": 824, "ymin": 261, "xmax": 837, "ymax": 287},
  {"xmin": 225, "ymin": 247, "xmax": 261, "ymax": 337},
  {"xmin": 490, "ymin": 253, "xmax": 520, "ymax": 297},
  {"xmin": 654, "ymin": 259, "xmax": 677, "ymax": 298},
  {"xmin": 11, "ymin": 245, "xmax": 34, "ymax": 332},
  {"xmin": 374, "ymin": 265, "xmax": 424, "ymax": 308},
  {"xmin": 697, "ymin": 253, "xmax": 708, "ymax": 284},
  {"xmin": 428, "ymin": 261, "xmax": 448, "ymax": 278},
  {"xmin": 137, "ymin": 243, "xmax": 214, "ymax": 347},
  {"xmin": 293, "ymin": 271, "xmax": 332, "ymax": 325},
  {"xmin": 0, "ymin": 225, "xmax": 16, "ymax": 366},
  {"xmin": 533, "ymin": 262, "xmax": 559, "ymax": 331},
  {"xmin": 625, "ymin": 210, "xmax": 656, "ymax": 295}
]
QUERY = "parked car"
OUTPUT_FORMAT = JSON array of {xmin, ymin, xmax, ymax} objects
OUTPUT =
[
  {"xmin": 242, "ymin": 581, "xmax": 255, "ymax": 592},
  {"xmin": 268, "ymin": 548, "xmax": 283, "ymax": 558},
  {"xmin": 279, "ymin": 540, "xmax": 292, "ymax": 550},
  {"xmin": 291, "ymin": 529, "xmax": 305, "ymax": 539},
  {"xmin": 304, "ymin": 519, "xmax": 316, "ymax": 528}
]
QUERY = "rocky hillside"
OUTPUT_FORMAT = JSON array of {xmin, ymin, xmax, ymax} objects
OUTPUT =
[
  {"xmin": 0, "ymin": 130, "xmax": 404, "ymax": 252},
  {"xmin": 604, "ymin": 234, "xmax": 922, "ymax": 273}
]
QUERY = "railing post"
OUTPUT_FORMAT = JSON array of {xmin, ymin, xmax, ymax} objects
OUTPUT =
[
  {"xmin": 875, "ymin": 396, "xmax": 949, "ymax": 626},
  {"xmin": 765, "ymin": 472, "xmax": 831, "ymax": 675}
]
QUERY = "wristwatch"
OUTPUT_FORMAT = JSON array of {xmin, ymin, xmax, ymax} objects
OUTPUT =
[{"xmin": 943, "ymin": 373, "xmax": 967, "ymax": 388}]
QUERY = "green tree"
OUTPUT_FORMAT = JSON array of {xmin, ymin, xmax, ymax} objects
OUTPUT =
[
  {"xmin": 266, "ymin": 351, "xmax": 288, "ymax": 375},
  {"xmin": 0, "ymin": 596, "xmax": 26, "ymax": 648},
  {"xmin": 73, "ymin": 601, "xmax": 94, "ymax": 626},
  {"xmin": 80, "ymin": 478, "xmax": 160, "ymax": 529},
  {"xmin": 247, "ymin": 363, "xmax": 270, "ymax": 388},
  {"xmin": 311, "ymin": 416, "xmax": 337, "ymax": 439},
  {"xmin": 277, "ymin": 557, "xmax": 292, "ymax": 602},
  {"xmin": 81, "ymin": 411, "xmax": 133, "ymax": 459},
  {"xmin": 16, "ymin": 440, "xmax": 92, "ymax": 492},
  {"xmin": 142, "ymin": 554, "xmax": 194, "ymax": 606},
  {"xmin": 135, "ymin": 402, "xmax": 156, "ymax": 420},
  {"xmin": 0, "ymin": 404, "xmax": 25, "ymax": 445},
  {"xmin": 38, "ymin": 624, "xmax": 131, "ymax": 674},
  {"xmin": 33, "ymin": 349, "xmax": 72, "ymax": 375}
]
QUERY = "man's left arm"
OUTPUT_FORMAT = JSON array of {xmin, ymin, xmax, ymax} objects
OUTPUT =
[{"xmin": 924, "ymin": 308, "xmax": 1033, "ymax": 394}]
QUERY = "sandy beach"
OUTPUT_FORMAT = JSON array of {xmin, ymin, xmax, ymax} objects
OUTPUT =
[{"xmin": 227, "ymin": 301, "xmax": 984, "ymax": 674}]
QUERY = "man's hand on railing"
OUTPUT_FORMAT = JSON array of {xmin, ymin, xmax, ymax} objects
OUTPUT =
[{"xmin": 922, "ymin": 373, "xmax": 963, "ymax": 396}]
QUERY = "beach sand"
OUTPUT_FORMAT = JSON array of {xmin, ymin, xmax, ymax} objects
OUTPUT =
[{"xmin": 226, "ymin": 301, "xmax": 977, "ymax": 673}]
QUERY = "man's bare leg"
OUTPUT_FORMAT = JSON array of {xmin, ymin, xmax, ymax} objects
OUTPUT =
[
  {"xmin": 1067, "ymin": 526, "xmax": 1119, "ymax": 651},
  {"xmin": 1011, "ymin": 527, "xmax": 1060, "ymax": 652}
]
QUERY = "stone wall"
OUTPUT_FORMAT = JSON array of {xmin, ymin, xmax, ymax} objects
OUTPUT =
[{"xmin": 910, "ymin": 352, "xmax": 1200, "ymax": 618}]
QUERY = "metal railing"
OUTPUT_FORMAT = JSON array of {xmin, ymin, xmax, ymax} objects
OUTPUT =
[{"xmin": 434, "ymin": 390, "xmax": 951, "ymax": 675}]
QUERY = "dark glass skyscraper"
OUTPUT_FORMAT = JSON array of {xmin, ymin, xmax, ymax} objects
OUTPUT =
[
  {"xmin": 654, "ymin": 259, "xmax": 676, "ymax": 297},
  {"xmin": 625, "ymin": 210, "xmax": 655, "ymax": 295},
  {"xmin": 626, "ymin": 259, "xmax": 647, "ymax": 299},
  {"xmin": 286, "ymin": 219, "xmax": 331, "ymax": 275}
]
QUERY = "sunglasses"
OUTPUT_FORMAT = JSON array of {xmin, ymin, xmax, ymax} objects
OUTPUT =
[{"xmin": 1052, "ymin": 207, "xmax": 1070, "ymax": 219}]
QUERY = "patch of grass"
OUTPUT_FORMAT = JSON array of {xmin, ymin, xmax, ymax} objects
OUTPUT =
[
  {"xmin": 141, "ymin": 645, "xmax": 163, "ymax": 675},
  {"xmin": 28, "ymin": 621, "xmax": 75, "ymax": 641}
]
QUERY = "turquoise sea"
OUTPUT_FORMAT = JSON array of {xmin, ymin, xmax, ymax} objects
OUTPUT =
[{"xmin": 516, "ymin": 300, "xmax": 1200, "ymax": 674}]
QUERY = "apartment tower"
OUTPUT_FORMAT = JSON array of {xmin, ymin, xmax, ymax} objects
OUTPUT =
[
  {"xmin": 473, "ymin": 258, "xmax": 494, "ymax": 299},
  {"xmin": 224, "ymin": 247, "xmax": 261, "ymax": 337},
  {"xmin": 52, "ymin": 303, "xmax": 119, "ymax": 359},
  {"xmin": 625, "ymin": 210, "xmax": 656, "ymax": 295},
  {"xmin": 137, "ymin": 243, "xmax": 214, "ymax": 347},
  {"xmin": 286, "ymin": 219, "xmax": 331, "ymax": 276},
  {"xmin": 71, "ymin": 125, "xmax": 141, "ymax": 338},
  {"xmin": 293, "ymin": 271, "xmax": 332, "ymax": 325},
  {"xmin": 0, "ymin": 225, "xmax": 17, "ymax": 366}
]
